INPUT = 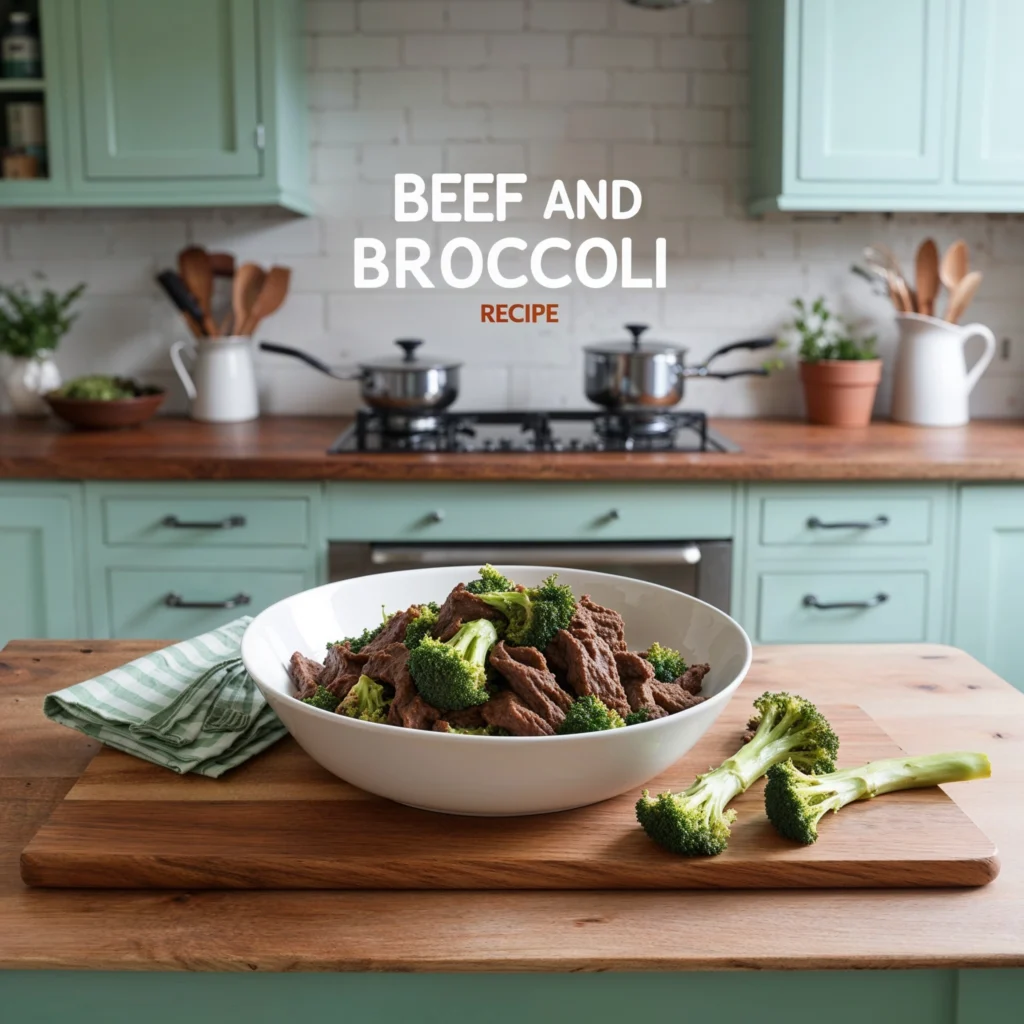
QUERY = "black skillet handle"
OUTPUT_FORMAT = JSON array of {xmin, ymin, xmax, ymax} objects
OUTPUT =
[
  {"xmin": 259, "ymin": 341, "xmax": 338, "ymax": 378},
  {"xmin": 704, "ymin": 337, "xmax": 778, "ymax": 364}
]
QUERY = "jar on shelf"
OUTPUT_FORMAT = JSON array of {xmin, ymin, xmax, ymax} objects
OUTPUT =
[{"xmin": 1, "ymin": 11, "xmax": 41, "ymax": 79}]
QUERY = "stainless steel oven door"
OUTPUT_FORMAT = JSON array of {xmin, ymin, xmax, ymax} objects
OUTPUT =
[{"xmin": 328, "ymin": 541, "xmax": 732, "ymax": 613}]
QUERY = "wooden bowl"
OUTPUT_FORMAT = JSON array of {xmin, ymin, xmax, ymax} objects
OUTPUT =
[{"xmin": 45, "ymin": 390, "xmax": 166, "ymax": 430}]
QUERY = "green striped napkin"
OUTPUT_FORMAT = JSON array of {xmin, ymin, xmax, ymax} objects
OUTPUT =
[{"xmin": 42, "ymin": 617, "xmax": 286, "ymax": 777}]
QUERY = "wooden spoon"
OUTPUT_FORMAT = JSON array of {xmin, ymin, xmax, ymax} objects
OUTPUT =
[
  {"xmin": 915, "ymin": 238, "xmax": 939, "ymax": 317},
  {"xmin": 178, "ymin": 247, "xmax": 218, "ymax": 337},
  {"xmin": 944, "ymin": 270, "xmax": 982, "ymax": 324},
  {"xmin": 940, "ymin": 239, "xmax": 969, "ymax": 293},
  {"xmin": 241, "ymin": 265, "xmax": 291, "ymax": 335},
  {"xmin": 885, "ymin": 270, "xmax": 913, "ymax": 314},
  {"xmin": 232, "ymin": 263, "xmax": 266, "ymax": 338}
]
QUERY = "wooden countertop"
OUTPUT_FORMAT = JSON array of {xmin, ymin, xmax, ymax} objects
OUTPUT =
[
  {"xmin": 2, "ymin": 415, "xmax": 1024, "ymax": 481},
  {"xmin": 1, "ymin": 639, "xmax": 1021, "ymax": 972}
]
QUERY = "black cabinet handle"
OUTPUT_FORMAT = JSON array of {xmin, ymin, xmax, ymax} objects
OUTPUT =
[
  {"xmin": 161, "ymin": 515, "xmax": 247, "ymax": 530},
  {"xmin": 164, "ymin": 592, "xmax": 252, "ymax": 610},
  {"xmin": 806, "ymin": 515, "xmax": 889, "ymax": 530},
  {"xmin": 803, "ymin": 593, "xmax": 889, "ymax": 611}
]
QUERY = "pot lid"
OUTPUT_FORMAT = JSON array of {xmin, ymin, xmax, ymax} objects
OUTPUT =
[
  {"xmin": 357, "ymin": 339, "xmax": 462, "ymax": 372},
  {"xmin": 584, "ymin": 323, "xmax": 686, "ymax": 356}
]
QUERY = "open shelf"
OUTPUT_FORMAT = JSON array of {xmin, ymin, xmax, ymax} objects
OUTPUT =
[{"xmin": 0, "ymin": 78, "xmax": 44, "ymax": 93}]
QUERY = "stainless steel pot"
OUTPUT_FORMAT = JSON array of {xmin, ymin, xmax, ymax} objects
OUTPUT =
[
  {"xmin": 584, "ymin": 323, "xmax": 777, "ymax": 410},
  {"xmin": 259, "ymin": 339, "xmax": 461, "ymax": 413}
]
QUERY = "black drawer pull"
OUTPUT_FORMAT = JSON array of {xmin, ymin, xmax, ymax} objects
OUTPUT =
[
  {"xmin": 164, "ymin": 592, "xmax": 252, "ymax": 610},
  {"xmin": 806, "ymin": 515, "xmax": 889, "ymax": 531},
  {"xmin": 803, "ymin": 592, "xmax": 889, "ymax": 611},
  {"xmin": 161, "ymin": 514, "xmax": 247, "ymax": 530}
]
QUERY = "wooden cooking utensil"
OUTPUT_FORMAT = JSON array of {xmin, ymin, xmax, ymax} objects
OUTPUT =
[
  {"xmin": 915, "ymin": 238, "xmax": 939, "ymax": 317},
  {"xmin": 208, "ymin": 252, "xmax": 236, "ymax": 278},
  {"xmin": 241, "ymin": 265, "xmax": 291, "ymax": 335},
  {"xmin": 886, "ymin": 270, "xmax": 913, "ymax": 313},
  {"xmin": 944, "ymin": 270, "xmax": 982, "ymax": 324},
  {"xmin": 177, "ymin": 247, "xmax": 218, "ymax": 337},
  {"xmin": 940, "ymin": 239, "xmax": 969, "ymax": 293},
  {"xmin": 232, "ymin": 262, "xmax": 266, "ymax": 338}
]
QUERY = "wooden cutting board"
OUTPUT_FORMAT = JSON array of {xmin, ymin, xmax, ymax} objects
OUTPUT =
[{"xmin": 21, "ymin": 704, "xmax": 998, "ymax": 890}]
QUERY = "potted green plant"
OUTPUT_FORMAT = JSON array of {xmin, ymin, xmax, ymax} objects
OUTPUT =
[
  {"xmin": 0, "ymin": 279, "xmax": 85, "ymax": 417},
  {"xmin": 791, "ymin": 297, "xmax": 881, "ymax": 427}
]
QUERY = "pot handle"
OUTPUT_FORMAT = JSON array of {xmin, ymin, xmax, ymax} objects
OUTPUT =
[
  {"xmin": 258, "ymin": 341, "xmax": 361, "ymax": 382},
  {"xmin": 704, "ymin": 337, "xmax": 778, "ymax": 364},
  {"xmin": 960, "ymin": 324, "xmax": 997, "ymax": 396},
  {"xmin": 169, "ymin": 340, "xmax": 197, "ymax": 401},
  {"xmin": 680, "ymin": 337, "xmax": 778, "ymax": 379}
]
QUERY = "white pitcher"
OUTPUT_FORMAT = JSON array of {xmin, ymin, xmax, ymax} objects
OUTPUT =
[
  {"xmin": 891, "ymin": 313, "xmax": 996, "ymax": 427},
  {"xmin": 170, "ymin": 336, "xmax": 259, "ymax": 423}
]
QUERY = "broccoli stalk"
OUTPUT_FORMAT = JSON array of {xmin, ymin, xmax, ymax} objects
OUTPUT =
[
  {"xmin": 478, "ymin": 574, "xmax": 576, "ymax": 650},
  {"xmin": 765, "ymin": 751, "xmax": 991, "ymax": 845},
  {"xmin": 465, "ymin": 564, "xmax": 515, "ymax": 595},
  {"xmin": 408, "ymin": 618, "xmax": 499, "ymax": 711},
  {"xmin": 642, "ymin": 642, "xmax": 687, "ymax": 683},
  {"xmin": 332, "ymin": 605, "xmax": 394, "ymax": 653},
  {"xmin": 558, "ymin": 694, "xmax": 625, "ymax": 734},
  {"xmin": 404, "ymin": 602, "xmax": 440, "ymax": 650},
  {"xmin": 337, "ymin": 674, "xmax": 390, "ymax": 724},
  {"xmin": 636, "ymin": 692, "xmax": 839, "ymax": 857},
  {"xmin": 301, "ymin": 685, "xmax": 339, "ymax": 712}
]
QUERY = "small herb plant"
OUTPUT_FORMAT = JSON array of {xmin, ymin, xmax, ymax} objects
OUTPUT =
[
  {"xmin": 0, "ymin": 280, "xmax": 86, "ymax": 359},
  {"xmin": 790, "ymin": 297, "xmax": 877, "ymax": 363}
]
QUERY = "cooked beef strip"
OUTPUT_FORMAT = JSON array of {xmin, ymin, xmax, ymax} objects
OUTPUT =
[
  {"xmin": 573, "ymin": 595, "xmax": 627, "ymax": 652},
  {"xmin": 742, "ymin": 718, "xmax": 759, "ymax": 744},
  {"xmin": 289, "ymin": 652, "xmax": 324, "ymax": 700},
  {"xmin": 445, "ymin": 704, "xmax": 488, "ymax": 730},
  {"xmin": 674, "ymin": 662, "xmax": 711, "ymax": 694},
  {"xmin": 433, "ymin": 720, "xmax": 452, "ymax": 732},
  {"xmin": 650, "ymin": 681, "xmax": 705, "ymax": 714},
  {"xmin": 545, "ymin": 628, "xmax": 630, "ymax": 717},
  {"xmin": 361, "ymin": 606, "xmax": 420, "ymax": 655},
  {"xmin": 317, "ymin": 642, "xmax": 370, "ymax": 699},
  {"xmin": 613, "ymin": 650, "xmax": 666, "ymax": 718},
  {"xmin": 480, "ymin": 690, "xmax": 555, "ymax": 737},
  {"xmin": 489, "ymin": 641, "xmax": 573, "ymax": 729},
  {"xmin": 433, "ymin": 583, "xmax": 505, "ymax": 641},
  {"xmin": 362, "ymin": 642, "xmax": 442, "ymax": 730}
]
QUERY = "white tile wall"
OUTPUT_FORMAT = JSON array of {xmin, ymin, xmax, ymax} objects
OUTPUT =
[{"xmin": 2, "ymin": 0, "xmax": 1023, "ymax": 418}]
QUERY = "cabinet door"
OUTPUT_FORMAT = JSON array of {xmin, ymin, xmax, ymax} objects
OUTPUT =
[
  {"xmin": 953, "ymin": 487, "xmax": 1024, "ymax": 691},
  {"xmin": 797, "ymin": 0, "xmax": 947, "ymax": 183},
  {"xmin": 76, "ymin": 0, "xmax": 261, "ymax": 179},
  {"xmin": 955, "ymin": 0, "xmax": 1024, "ymax": 184},
  {"xmin": 0, "ymin": 494, "xmax": 80, "ymax": 645}
]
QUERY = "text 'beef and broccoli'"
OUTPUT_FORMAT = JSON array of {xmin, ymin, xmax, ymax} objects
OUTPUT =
[{"xmin": 287, "ymin": 566, "xmax": 710, "ymax": 737}]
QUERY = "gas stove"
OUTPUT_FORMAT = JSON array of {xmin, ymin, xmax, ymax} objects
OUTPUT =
[{"xmin": 329, "ymin": 409, "xmax": 740, "ymax": 454}]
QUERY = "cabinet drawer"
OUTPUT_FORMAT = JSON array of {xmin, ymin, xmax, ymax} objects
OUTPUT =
[
  {"xmin": 101, "ymin": 497, "xmax": 311, "ymax": 549},
  {"xmin": 106, "ymin": 567, "xmax": 309, "ymax": 639},
  {"xmin": 327, "ymin": 483, "xmax": 734, "ymax": 542},
  {"xmin": 756, "ymin": 570, "xmax": 928, "ymax": 644},
  {"xmin": 760, "ymin": 497, "xmax": 932, "ymax": 547}
]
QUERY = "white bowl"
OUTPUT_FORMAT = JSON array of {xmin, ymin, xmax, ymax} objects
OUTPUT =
[{"xmin": 241, "ymin": 566, "xmax": 752, "ymax": 816}]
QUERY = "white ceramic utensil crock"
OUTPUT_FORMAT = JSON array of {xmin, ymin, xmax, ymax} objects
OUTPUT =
[
  {"xmin": 170, "ymin": 335, "xmax": 259, "ymax": 423},
  {"xmin": 891, "ymin": 313, "xmax": 996, "ymax": 427}
]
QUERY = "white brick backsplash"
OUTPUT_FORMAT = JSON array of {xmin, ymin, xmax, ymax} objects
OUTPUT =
[
  {"xmin": 448, "ymin": 69, "xmax": 526, "ymax": 104},
  {"xmin": 528, "ymin": 68, "xmax": 609, "ymax": 102},
  {"xmin": 10, "ymin": 0, "xmax": 1017, "ymax": 419},
  {"xmin": 572, "ymin": 35, "xmax": 656, "ymax": 69},
  {"xmin": 447, "ymin": 0, "xmax": 525, "ymax": 31}
]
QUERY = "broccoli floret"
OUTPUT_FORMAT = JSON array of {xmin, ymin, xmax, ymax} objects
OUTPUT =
[
  {"xmin": 408, "ymin": 618, "xmax": 499, "ymax": 711},
  {"xmin": 624, "ymin": 706, "xmax": 655, "ymax": 726},
  {"xmin": 465, "ymin": 564, "xmax": 515, "ymax": 595},
  {"xmin": 635, "ymin": 691, "xmax": 839, "ymax": 857},
  {"xmin": 445, "ymin": 725, "xmax": 509, "ymax": 736},
  {"xmin": 301, "ymin": 685, "xmax": 339, "ymax": 712},
  {"xmin": 404, "ymin": 603, "xmax": 439, "ymax": 650},
  {"xmin": 337, "ymin": 674, "xmax": 390, "ymax": 724},
  {"xmin": 332, "ymin": 605, "xmax": 394, "ymax": 653},
  {"xmin": 558, "ymin": 694, "xmax": 626, "ymax": 734},
  {"xmin": 478, "ymin": 574, "xmax": 576, "ymax": 649},
  {"xmin": 642, "ymin": 642, "xmax": 688, "ymax": 683},
  {"xmin": 765, "ymin": 751, "xmax": 991, "ymax": 845}
]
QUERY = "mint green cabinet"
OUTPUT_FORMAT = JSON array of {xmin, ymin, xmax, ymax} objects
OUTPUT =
[
  {"xmin": 953, "ymin": 486, "xmax": 1024, "ymax": 691},
  {"xmin": 0, "ymin": 484, "xmax": 84, "ymax": 645},
  {"xmin": 751, "ymin": 0, "xmax": 1024, "ymax": 213}
]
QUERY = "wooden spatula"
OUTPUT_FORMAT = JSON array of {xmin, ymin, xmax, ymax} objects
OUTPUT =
[
  {"xmin": 945, "ymin": 270, "xmax": 982, "ymax": 324},
  {"xmin": 940, "ymin": 240, "xmax": 969, "ymax": 293},
  {"xmin": 178, "ymin": 247, "xmax": 217, "ymax": 337},
  {"xmin": 915, "ymin": 239, "xmax": 939, "ymax": 317},
  {"xmin": 241, "ymin": 265, "xmax": 291, "ymax": 335},
  {"xmin": 232, "ymin": 262, "xmax": 266, "ymax": 338}
]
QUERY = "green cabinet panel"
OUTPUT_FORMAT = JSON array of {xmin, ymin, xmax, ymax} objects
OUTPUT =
[
  {"xmin": 797, "ymin": 0, "xmax": 946, "ymax": 184},
  {"xmin": 955, "ymin": 0, "xmax": 1024, "ymax": 184},
  {"xmin": 0, "ymin": 484, "xmax": 84, "ymax": 644},
  {"xmin": 953, "ymin": 486, "xmax": 1024, "ymax": 690},
  {"xmin": 759, "ymin": 495, "xmax": 933, "ymax": 547},
  {"xmin": 76, "ymin": 0, "xmax": 260, "ymax": 180}
]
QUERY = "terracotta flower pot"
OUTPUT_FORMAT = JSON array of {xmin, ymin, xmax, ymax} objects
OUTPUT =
[{"xmin": 799, "ymin": 359, "xmax": 882, "ymax": 427}]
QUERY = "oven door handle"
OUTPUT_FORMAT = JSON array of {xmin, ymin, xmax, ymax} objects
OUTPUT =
[{"xmin": 369, "ymin": 544, "xmax": 702, "ymax": 567}]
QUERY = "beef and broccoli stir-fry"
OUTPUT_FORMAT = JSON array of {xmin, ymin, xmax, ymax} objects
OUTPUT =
[{"xmin": 287, "ymin": 566, "xmax": 709, "ymax": 737}]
